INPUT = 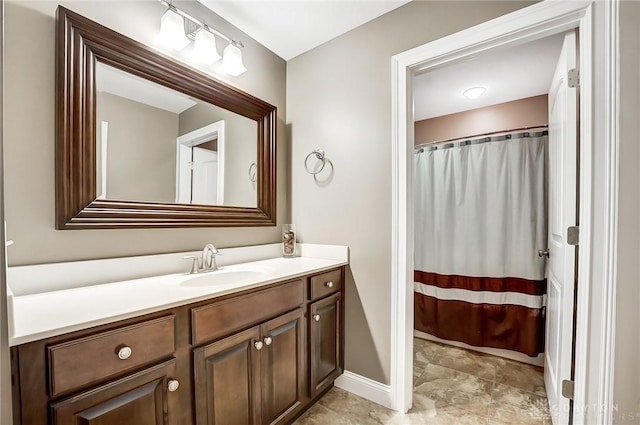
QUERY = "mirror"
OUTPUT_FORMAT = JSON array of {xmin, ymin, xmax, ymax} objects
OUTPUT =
[
  {"xmin": 95, "ymin": 63, "xmax": 258, "ymax": 207},
  {"xmin": 56, "ymin": 7, "xmax": 276, "ymax": 229}
]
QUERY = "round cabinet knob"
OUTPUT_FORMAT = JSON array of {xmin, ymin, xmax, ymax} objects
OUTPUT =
[
  {"xmin": 538, "ymin": 249, "xmax": 550, "ymax": 258},
  {"xmin": 313, "ymin": 314, "xmax": 321, "ymax": 322},
  {"xmin": 264, "ymin": 336, "xmax": 273, "ymax": 346},
  {"xmin": 117, "ymin": 346, "xmax": 132, "ymax": 360},
  {"xmin": 254, "ymin": 341, "xmax": 264, "ymax": 350},
  {"xmin": 167, "ymin": 379, "xmax": 180, "ymax": 392},
  {"xmin": 325, "ymin": 281, "xmax": 334, "ymax": 288}
]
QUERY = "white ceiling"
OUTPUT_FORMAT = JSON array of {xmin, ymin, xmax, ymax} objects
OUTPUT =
[
  {"xmin": 96, "ymin": 63, "xmax": 197, "ymax": 114},
  {"xmin": 413, "ymin": 33, "xmax": 564, "ymax": 121},
  {"xmin": 199, "ymin": 0, "xmax": 411, "ymax": 60}
]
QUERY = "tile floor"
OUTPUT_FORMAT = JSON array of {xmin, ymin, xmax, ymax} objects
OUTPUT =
[{"xmin": 293, "ymin": 337, "xmax": 551, "ymax": 424}]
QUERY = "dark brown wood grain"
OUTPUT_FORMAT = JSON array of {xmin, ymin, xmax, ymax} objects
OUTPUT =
[
  {"xmin": 309, "ymin": 269, "xmax": 342, "ymax": 301},
  {"xmin": 309, "ymin": 293, "xmax": 342, "ymax": 397},
  {"xmin": 48, "ymin": 315, "xmax": 175, "ymax": 397},
  {"xmin": 260, "ymin": 309, "xmax": 305, "ymax": 425},
  {"xmin": 193, "ymin": 326, "xmax": 262, "ymax": 425},
  {"xmin": 55, "ymin": 6, "xmax": 277, "ymax": 229},
  {"xmin": 50, "ymin": 359, "xmax": 175, "ymax": 425},
  {"xmin": 191, "ymin": 280, "xmax": 304, "ymax": 346}
]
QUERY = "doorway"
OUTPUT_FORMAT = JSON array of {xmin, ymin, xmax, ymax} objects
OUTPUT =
[
  {"xmin": 411, "ymin": 30, "xmax": 576, "ymax": 424},
  {"xmin": 390, "ymin": 2, "xmax": 619, "ymax": 425},
  {"xmin": 176, "ymin": 120, "xmax": 225, "ymax": 205}
]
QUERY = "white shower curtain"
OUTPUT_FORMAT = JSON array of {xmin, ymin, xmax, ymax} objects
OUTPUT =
[{"xmin": 414, "ymin": 131, "xmax": 548, "ymax": 357}]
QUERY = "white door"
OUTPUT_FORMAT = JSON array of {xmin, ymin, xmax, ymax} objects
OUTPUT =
[
  {"xmin": 545, "ymin": 30, "xmax": 578, "ymax": 425},
  {"xmin": 191, "ymin": 146, "xmax": 218, "ymax": 205}
]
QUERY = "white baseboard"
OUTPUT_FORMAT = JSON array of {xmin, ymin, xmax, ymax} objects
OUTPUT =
[{"xmin": 334, "ymin": 371, "xmax": 392, "ymax": 409}]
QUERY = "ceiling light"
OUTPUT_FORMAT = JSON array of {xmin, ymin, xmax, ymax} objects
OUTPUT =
[
  {"xmin": 221, "ymin": 42, "xmax": 247, "ymax": 77},
  {"xmin": 193, "ymin": 27, "xmax": 221, "ymax": 64},
  {"xmin": 463, "ymin": 86, "xmax": 487, "ymax": 99},
  {"xmin": 158, "ymin": 6, "xmax": 190, "ymax": 51}
]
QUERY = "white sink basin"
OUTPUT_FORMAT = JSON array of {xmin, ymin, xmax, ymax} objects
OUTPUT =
[{"xmin": 180, "ymin": 267, "xmax": 268, "ymax": 287}]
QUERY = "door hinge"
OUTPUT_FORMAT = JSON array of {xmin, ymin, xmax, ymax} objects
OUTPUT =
[
  {"xmin": 568, "ymin": 68, "xmax": 580, "ymax": 88},
  {"xmin": 188, "ymin": 161, "xmax": 195, "ymax": 171},
  {"xmin": 567, "ymin": 226, "xmax": 579, "ymax": 246},
  {"xmin": 562, "ymin": 379, "xmax": 575, "ymax": 400}
]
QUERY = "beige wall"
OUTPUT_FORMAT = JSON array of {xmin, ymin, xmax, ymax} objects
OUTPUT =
[
  {"xmin": 4, "ymin": 0, "xmax": 287, "ymax": 266},
  {"xmin": 179, "ymin": 102, "xmax": 257, "ymax": 207},
  {"xmin": 414, "ymin": 95, "xmax": 548, "ymax": 145},
  {"xmin": 614, "ymin": 1, "xmax": 640, "ymax": 423},
  {"xmin": 0, "ymin": 1, "xmax": 11, "ymax": 422},
  {"xmin": 287, "ymin": 1, "xmax": 534, "ymax": 384},
  {"xmin": 97, "ymin": 92, "xmax": 179, "ymax": 203}
]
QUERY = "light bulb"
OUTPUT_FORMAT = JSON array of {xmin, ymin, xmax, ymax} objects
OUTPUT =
[
  {"xmin": 193, "ymin": 28, "xmax": 221, "ymax": 64},
  {"xmin": 158, "ymin": 8, "xmax": 190, "ymax": 51},
  {"xmin": 221, "ymin": 43, "xmax": 247, "ymax": 76}
]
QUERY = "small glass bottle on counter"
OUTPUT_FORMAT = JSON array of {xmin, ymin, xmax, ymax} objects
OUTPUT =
[{"xmin": 282, "ymin": 224, "xmax": 296, "ymax": 258}]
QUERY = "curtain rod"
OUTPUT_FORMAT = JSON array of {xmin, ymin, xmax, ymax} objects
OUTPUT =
[{"xmin": 414, "ymin": 124, "xmax": 549, "ymax": 149}]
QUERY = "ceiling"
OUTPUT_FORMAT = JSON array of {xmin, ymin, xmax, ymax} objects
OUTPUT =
[
  {"xmin": 199, "ymin": 0, "xmax": 411, "ymax": 60},
  {"xmin": 97, "ymin": 63, "xmax": 197, "ymax": 114},
  {"xmin": 413, "ymin": 33, "xmax": 564, "ymax": 121}
]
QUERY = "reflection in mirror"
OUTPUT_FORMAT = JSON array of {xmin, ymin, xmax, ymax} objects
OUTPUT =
[{"xmin": 95, "ymin": 62, "xmax": 257, "ymax": 207}]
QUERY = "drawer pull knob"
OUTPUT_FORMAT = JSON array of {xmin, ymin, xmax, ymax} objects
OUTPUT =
[
  {"xmin": 167, "ymin": 379, "xmax": 180, "ymax": 392},
  {"xmin": 254, "ymin": 341, "xmax": 264, "ymax": 350},
  {"xmin": 313, "ymin": 314, "xmax": 321, "ymax": 322},
  {"xmin": 325, "ymin": 281, "xmax": 334, "ymax": 288},
  {"xmin": 264, "ymin": 336, "xmax": 273, "ymax": 346},
  {"xmin": 117, "ymin": 346, "xmax": 132, "ymax": 360}
]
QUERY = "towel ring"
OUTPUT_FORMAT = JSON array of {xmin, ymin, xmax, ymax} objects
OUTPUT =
[
  {"xmin": 248, "ymin": 163, "xmax": 257, "ymax": 183},
  {"xmin": 304, "ymin": 149, "xmax": 326, "ymax": 175}
]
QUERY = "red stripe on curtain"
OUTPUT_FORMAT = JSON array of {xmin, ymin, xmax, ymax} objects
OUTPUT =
[
  {"xmin": 414, "ymin": 270, "xmax": 547, "ymax": 296},
  {"xmin": 414, "ymin": 292, "xmax": 545, "ymax": 357}
]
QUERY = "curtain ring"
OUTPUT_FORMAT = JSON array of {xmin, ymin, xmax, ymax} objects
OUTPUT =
[{"xmin": 304, "ymin": 149, "xmax": 326, "ymax": 175}]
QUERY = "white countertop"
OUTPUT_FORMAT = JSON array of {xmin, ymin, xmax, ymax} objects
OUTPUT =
[{"xmin": 8, "ymin": 245, "xmax": 348, "ymax": 346}]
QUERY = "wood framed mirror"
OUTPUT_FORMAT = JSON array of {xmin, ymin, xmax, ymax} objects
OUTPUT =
[{"xmin": 56, "ymin": 6, "xmax": 276, "ymax": 229}]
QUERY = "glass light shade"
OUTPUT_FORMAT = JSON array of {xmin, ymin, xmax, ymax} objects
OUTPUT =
[
  {"xmin": 462, "ymin": 86, "xmax": 487, "ymax": 99},
  {"xmin": 221, "ymin": 43, "xmax": 247, "ymax": 76},
  {"xmin": 158, "ymin": 8, "xmax": 190, "ymax": 51},
  {"xmin": 193, "ymin": 28, "xmax": 221, "ymax": 64}
]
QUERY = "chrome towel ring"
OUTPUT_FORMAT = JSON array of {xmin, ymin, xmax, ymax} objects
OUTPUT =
[
  {"xmin": 248, "ymin": 162, "xmax": 257, "ymax": 182},
  {"xmin": 304, "ymin": 149, "xmax": 326, "ymax": 175}
]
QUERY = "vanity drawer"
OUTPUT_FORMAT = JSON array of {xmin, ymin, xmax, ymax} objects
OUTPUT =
[
  {"xmin": 47, "ymin": 315, "xmax": 175, "ymax": 397},
  {"xmin": 309, "ymin": 269, "xmax": 342, "ymax": 301},
  {"xmin": 191, "ymin": 279, "xmax": 304, "ymax": 346}
]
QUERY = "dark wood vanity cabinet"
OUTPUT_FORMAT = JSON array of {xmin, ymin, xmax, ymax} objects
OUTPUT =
[
  {"xmin": 309, "ymin": 293, "xmax": 341, "ymax": 397},
  {"xmin": 50, "ymin": 359, "xmax": 176, "ymax": 425},
  {"xmin": 11, "ymin": 266, "xmax": 344, "ymax": 425},
  {"xmin": 193, "ymin": 308, "xmax": 305, "ymax": 425},
  {"xmin": 308, "ymin": 269, "xmax": 343, "ymax": 397}
]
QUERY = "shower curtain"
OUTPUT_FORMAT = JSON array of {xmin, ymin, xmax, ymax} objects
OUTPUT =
[{"xmin": 413, "ymin": 130, "xmax": 547, "ymax": 357}]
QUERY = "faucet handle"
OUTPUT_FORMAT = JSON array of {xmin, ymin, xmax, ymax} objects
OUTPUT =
[{"xmin": 183, "ymin": 255, "xmax": 201, "ymax": 274}]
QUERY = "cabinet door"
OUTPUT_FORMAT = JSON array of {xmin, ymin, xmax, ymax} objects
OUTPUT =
[
  {"xmin": 260, "ymin": 308, "xmax": 305, "ymax": 425},
  {"xmin": 309, "ymin": 293, "xmax": 342, "ymax": 396},
  {"xmin": 193, "ymin": 326, "xmax": 261, "ymax": 425},
  {"xmin": 50, "ymin": 359, "xmax": 176, "ymax": 425}
]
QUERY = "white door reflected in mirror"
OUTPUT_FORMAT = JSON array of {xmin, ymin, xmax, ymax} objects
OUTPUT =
[{"xmin": 176, "ymin": 121, "xmax": 225, "ymax": 205}]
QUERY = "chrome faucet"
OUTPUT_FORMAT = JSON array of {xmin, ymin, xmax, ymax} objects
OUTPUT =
[
  {"xmin": 201, "ymin": 244, "xmax": 222, "ymax": 272},
  {"xmin": 183, "ymin": 244, "xmax": 222, "ymax": 274}
]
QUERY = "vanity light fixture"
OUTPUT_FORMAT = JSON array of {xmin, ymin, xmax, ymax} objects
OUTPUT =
[
  {"xmin": 463, "ymin": 86, "xmax": 487, "ymax": 99},
  {"xmin": 158, "ymin": 6, "xmax": 190, "ymax": 51},
  {"xmin": 221, "ymin": 42, "xmax": 247, "ymax": 77},
  {"xmin": 157, "ymin": 0, "xmax": 247, "ymax": 76},
  {"xmin": 193, "ymin": 26, "xmax": 221, "ymax": 64}
]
